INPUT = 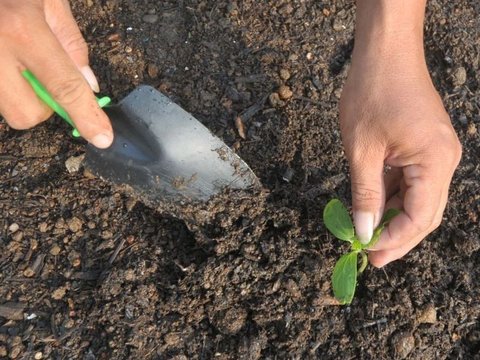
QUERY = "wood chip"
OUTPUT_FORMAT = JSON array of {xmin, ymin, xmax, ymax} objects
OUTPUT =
[
  {"xmin": 235, "ymin": 116, "xmax": 247, "ymax": 140},
  {"xmin": 0, "ymin": 302, "xmax": 26, "ymax": 320}
]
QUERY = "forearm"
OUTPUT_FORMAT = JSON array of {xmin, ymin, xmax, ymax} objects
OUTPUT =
[{"xmin": 353, "ymin": 0, "xmax": 429, "ymax": 80}]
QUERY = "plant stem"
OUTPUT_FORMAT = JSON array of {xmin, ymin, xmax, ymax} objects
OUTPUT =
[{"xmin": 358, "ymin": 251, "xmax": 368, "ymax": 274}]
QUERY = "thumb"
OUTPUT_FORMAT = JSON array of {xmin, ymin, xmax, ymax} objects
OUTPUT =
[
  {"xmin": 349, "ymin": 149, "xmax": 386, "ymax": 244},
  {"xmin": 45, "ymin": 0, "xmax": 100, "ymax": 92}
]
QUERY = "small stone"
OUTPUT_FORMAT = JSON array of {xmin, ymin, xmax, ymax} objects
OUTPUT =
[
  {"xmin": 38, "ymin": 222, "xmax": 48, "ymax": 233},
  {"xmin": 67, "ymin": 217, "xmax": 83, "ymax": 233},
  {"xmin": 12, "ymin": 231, "xmax": 23, "ymax": 242},
  {"xmin": 391, "ymin": 332, "xmax": 415, "ymax": 359},
  {"xmin": 125, "ymin": 46, "xmax": 133, "ymax": 53},
  {"xmin": 8, "ymin": 223, "xmax": 19, "ymax": 233},
  {"xmin": 107, "ymin": 33, "xmax": 121, "ymax": 42},
  {"xmin": 416, "ymin": 304, "xmax": 437, "ymax": 324},
  {"xmin": 306, "ymin": 52, "xmax": 314, "ymax": 61},
  {"xmin": 68, "ymin": 251, "xmax": 81, "ymax": 267},
  {"xmin": 458, "ymin": 114, "xmax": 468, "ymax": 125},
  {"xmin": 269, "ymin": 93, "xmax": 285, "ymax": 108},
  {"xmin": 333, "ymin": 17, "xmax": 345, "ymax": 31},
  {"xmin": 142, "ymin": 14, "xmax": 159, "ymax": 24},
  {"xmin": 65, "ymin": 154, "xmax": 85, "ymax": 174},
  {"xmin": 214, "ymin": 307, "xmax": 247, "ymax": 335},
  {"xmin": 102, "ymin": 230, "xmax": 113, "ymax": 240},
  {"xmin": 278, "ymin": 85, "xmax": 293, "ymax": 100},
  {"xmin": 467, "ymin": 122, "xmax": 477, "ymax": 135},
  {"xmin": 282, "ymin": 168, "xmax": 295, "ymax": 182},
  {"xmin": 279, "ymin": 69, "xmax": 291, "ymax": 81},
  {"xmin": 50, "ymin": 245, "xmax": 61, "ymax": 256},
  {"xmin": 23, "ymin": 268, "xmax": 36, "ymax": 278},
  {"xmin": 83, "ymin": 169, "xmax": 96, "ymax": 179},
  {"xmin": 34, "ymin": 352, "xmax": 43, "ymax": 360},
  {"xmin": 147, "ymin": 63, "xmax": 159, "ymax": 78},
  {"xmin": 9, "ymin": 345, "xmax": 22, "ymax": 359},
  {"xmin": 279, "ymin": 4, "xmax": 294, "ymax": 16},
  {"xmin": 452, "ymin": 66, "xmax": 467, "ymax": 87},
  {"xmin": 52, "ymin": 287, "xmax": 67, "ymax": 300},
  {"xmin": 334, "ymin": 87, "xmax": 343, "ymax": 99}
]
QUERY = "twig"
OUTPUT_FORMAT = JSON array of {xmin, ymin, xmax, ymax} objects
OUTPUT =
[{"xmin": 109, "ymin": 236, "xmax": 127, "ymax": 265}]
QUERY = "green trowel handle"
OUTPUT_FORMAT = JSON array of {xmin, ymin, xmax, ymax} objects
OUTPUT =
[{"xmin": 22, "ymin": 70, "xmax": 111, "ymax": 138}]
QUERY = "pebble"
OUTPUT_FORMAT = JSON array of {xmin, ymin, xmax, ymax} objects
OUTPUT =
[
  {"xmin": 467, "ymin": 122, "xmax": 477, "ymax": 135},
  {"xmin": 452, "ymin": 66, "xmax": 467, "ymax": 86},
  {"xmin": 458, "ymin": 114, "xmax": 468, "ymax": 125},
  {"xmin": 278, "ymin": 85, "xmax": 293, "ymax": 100},
  {"xmin": 23, "ymin": 268, "xmax": 36, "ymax": 278},
  {"xmin": 65, "ymin": 154, "xmax": 85, "ymax": 174},
  {"xmin": 269, "ymin": 93, "xmax": 285, "ymax": 108},
  {"xmin": 50, "ymin": 245, "xmax": 61, "ymax": 256},
  {"xmin": 12, "ymin": 231, "xmax": 23, "ymax": 242},
  {"xmin": 38, "ymin": 222, "xmax": 48, "ymax": 233},
  {"xmin": 416, "ymin": 304, "xmax": 437, "ymax": 324},
  {"xmin": 67, "ymin": 217, "xmax": 83, "ymax": 233},
  {"xmin": 8, "ymin": 223, "xmax": 19, "ymax": 233},
  {"xmin": 52, "ymin": 287, "xmax": 67, "ymax": 300},
  {"xmin": 143, "ymin": 14, "xmax": 159, "ymax": 24},
  {"xmin": 34, "ymin": 352, "xmax": 43, "ymax": 360},
  {"xmin": 391, "ymin": 332, "xmax": 415, "ymax": 359},
  {"xmin": 282, "ymin": 168, "xmax": 295, "ymax": 182},
  {"xmin": 279, "ymin": 69, "xmax": 291, "ymax": 81},
  {"xmin": 333, "ymin": 17, "xmax": 345, "ymax": 31},
  {"xmin": 147, "ymin": 63, "xmax": 159, "ymax": 78}
]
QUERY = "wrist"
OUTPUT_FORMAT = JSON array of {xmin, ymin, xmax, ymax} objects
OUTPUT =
[{"xmin": 352, "ymin": 0, "xmax": 429, "ymax": 77}]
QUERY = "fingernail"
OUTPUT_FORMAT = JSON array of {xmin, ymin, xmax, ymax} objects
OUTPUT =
[
  {"xmin": 80, "ymin": 66, "xmax": 100, "ymax": 93},
  {"xmin": 91, "ymin": 133, "xmax": 113, "ymax": 149},
  {"xmin": 354, "ymin": 211, "xmax": 375, "ymax": 244}
]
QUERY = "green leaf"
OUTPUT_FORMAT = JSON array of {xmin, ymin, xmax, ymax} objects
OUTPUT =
[
  {"xmin": 332, "ymin": 251, "xmax": 358, "ymax": 304},
  {"xmin": 364, "ymin": 208, "xmax": 401, "ymax": 249},
  {"xmin": 323, "ymin": 199, "xmax": 355, "ymax": 242}
]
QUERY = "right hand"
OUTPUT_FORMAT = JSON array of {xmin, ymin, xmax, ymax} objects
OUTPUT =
[{"xmin": 0, "ymin": 0, "xmax": 113, "ymax": 149}]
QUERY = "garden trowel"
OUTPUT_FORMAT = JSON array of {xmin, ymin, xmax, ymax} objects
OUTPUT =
[{"xmin": 23, "ymin": 71, "xmax": 259, "ymax": 203}]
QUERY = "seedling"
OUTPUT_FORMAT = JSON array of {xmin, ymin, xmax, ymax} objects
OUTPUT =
[{"xmin": 323, "ymin": 199, "xmax": 400, "ymax": 304}]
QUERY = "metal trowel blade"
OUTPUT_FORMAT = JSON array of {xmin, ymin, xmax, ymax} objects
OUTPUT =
[{"xmin": 84, "ymin": 86, "xmax": 259, "ymax": 203}]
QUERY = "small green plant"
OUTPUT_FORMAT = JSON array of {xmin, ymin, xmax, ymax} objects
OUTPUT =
[{"xmin": 323, "ymin": 199, "xmax": 400, "ymax": 305}]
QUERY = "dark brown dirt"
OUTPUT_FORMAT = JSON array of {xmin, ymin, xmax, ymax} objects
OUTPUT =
[{"xmin": 1, "ymin": 1, "xmax": 479, "ymax": 359}]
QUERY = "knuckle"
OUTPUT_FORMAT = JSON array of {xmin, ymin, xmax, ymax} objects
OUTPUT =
[
  {"xmin": 351, "ymin": 183, "xmax": 382, "ymax": 203},
  {"xmin": 5, "ymin": 113, "xmax": 39, "ymax": 130},
  {"xmin": 3, "ymin": 107, "xmax": 50, "ymax": 130},
  {"xmin": 63, "ymin": 33, "xmax": 88, "ymax": 55},
  {"xmin": 0, "ymin": 13, "xmax": 28, "ymax": 42},
  {"xmin": 49, "ymin": 77, "xmax": 86, "ymax": 106}
]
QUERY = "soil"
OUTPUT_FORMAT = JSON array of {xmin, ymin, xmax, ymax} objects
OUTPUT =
[{"xmin": 1, "ymin": 0, "xmax": 479, "ymax": 359}]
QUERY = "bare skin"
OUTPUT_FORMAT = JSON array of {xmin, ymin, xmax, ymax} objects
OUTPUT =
[
  {"xmin": 0, "ymin": 1, "xmax": 462, "ymax": 267},
  {"xmin": 341, "ymin": 0, "xmax": 462, "ymax": 267},
  {"xmin": 0, "ymin": 0, "xmax": 113, "ymax": 148}
]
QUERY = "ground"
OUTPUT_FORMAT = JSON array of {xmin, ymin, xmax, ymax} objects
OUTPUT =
[{"xmin": 0, "ymin": 0, "xmax": 479, "ymax": 359}]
